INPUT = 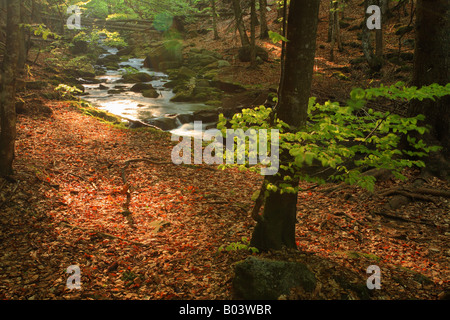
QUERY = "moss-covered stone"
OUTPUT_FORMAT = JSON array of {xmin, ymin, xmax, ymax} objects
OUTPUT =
[
  {"xmin": 130, "ymin": 83, "xmax": 154, "ymax": 93},
  {"xmin": 142, "ymin": 89, "xmax": 160, "ymax": 98},
  {"xmin": 121, "ymin": 72, "xmax": 154, "ymax": 83},
  {"xmin": 232, "ymin": 256, "xmax": 317, "ymax": 300}
]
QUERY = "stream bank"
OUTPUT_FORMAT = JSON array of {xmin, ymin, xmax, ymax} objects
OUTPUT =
[{"xmin": 78, "ymin": 38, "xmax": 274, "ymax": 137}]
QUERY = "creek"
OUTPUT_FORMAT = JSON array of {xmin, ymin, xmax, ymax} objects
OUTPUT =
[{"xmin": 81, "ymin": 44, "xmax": 217, "ymax": 138}]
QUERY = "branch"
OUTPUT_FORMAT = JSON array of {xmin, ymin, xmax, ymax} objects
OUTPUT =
[{"xmin": 59, "ymin": 222, "xmax": 149, "ymax": 247}]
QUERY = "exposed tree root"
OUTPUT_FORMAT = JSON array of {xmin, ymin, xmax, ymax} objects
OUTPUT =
[{"xmin": 58, "ymin": 222, "xmax": 149, "ymax": 247}]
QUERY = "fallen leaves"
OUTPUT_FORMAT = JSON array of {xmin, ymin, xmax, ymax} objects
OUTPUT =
[{"xmin": 1, "ymin": 97, "xmax": 449, "ymax": 300}]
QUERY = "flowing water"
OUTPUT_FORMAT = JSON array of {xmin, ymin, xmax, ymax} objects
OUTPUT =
[{"xmin": 81, "ymin": 45, "xmax": 216, "ymax": 138}]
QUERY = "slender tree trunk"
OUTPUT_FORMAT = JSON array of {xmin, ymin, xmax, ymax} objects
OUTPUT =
[
  {"xmin": 408, "ymin": 0, "xmax": 450, "ymax": 171},
  {"xmin": 250, "ymin": 0, "xmax": 257, "ymax": 67},
  {"xmin": 17, "ymin": 1, "xmax": 27, "ymax": 71},
  {"xmin": 327, "ymin": 0, "xmax": 334, "ymax": 42},
  {"xmin": 375, "ymin": 0, "xmax": 384, "ymax": 58},
  {"xmin": 232, "ymin": 0, "xmax": 250, "ymax": 47},
  {"xmin": 0, "ymin": 0, "xmax": 21, "ymax": 177},
  {"xmin": 362, "ymin": 0, "xmax": 383, "ymax": 72},
  {"xmin": 211, "ymin": 0, "xmax": 219, "ymax": 40},
  {"xmin": 259, "ymin": 0, "xmax": 269, "ymax": 39},
  {"xmin": 250, "ymin": 0, "xmax": 321, "ymax": 251},
  {"xmin": 329, "ymin": 0, "xmax": 343, "ymax": 61}
]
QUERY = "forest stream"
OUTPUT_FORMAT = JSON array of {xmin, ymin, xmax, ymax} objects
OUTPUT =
[{"xmin": 81, "ymin": 42, "xmax": 216, "ymax": 138}]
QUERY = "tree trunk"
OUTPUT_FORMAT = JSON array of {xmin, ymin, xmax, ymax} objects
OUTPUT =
[
  {"xmin": 250, "ymin": 0, "xmax": 321, "ymax": 251},
  {"xmin": 211, "ymin": 0, "xmax": 219, "ymax": 40},
  {"xmin": 232, "ymin": 0, "xmax": 250, "ymax": 47},
  {"xmin": 17, "ymin": 1, "xmax": 27, "ymax": 71},
  {"xmin": 375, "ymin": 0, "xmax": 384, "ymax": 58},
  {"xmin": 329, "ymin": 0, "xmax": 343, "ymax": 61},
  {"xmin": 259, "ymin": 0, "xmax": 269, "ymax": 39},
  {"xmin": 250, "ymin": 0, "xmax": 257, "ymax": 67},
  {"xmin": 362, "ymin": 0, "xmax": 383, "ymax": 72},
  {"xmin": 407, "ymin": 0, "xmax": 450, "ymax": 176},
  {"xmin": 0, "ymin": 0, "xmax": 21, "ymax": 177}
]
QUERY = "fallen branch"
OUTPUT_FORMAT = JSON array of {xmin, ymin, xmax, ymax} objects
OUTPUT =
[
  {"xmin": 372, "ymin": 211, "xmax": 436, "ymax": 227},
  {"xmin": 59, "ymin": 222, "xmax": 149, "ymax": 247},
  {"xmin": 380, "ymin": 186, "xmax": 450, "ymax": 199},
  {"xmin": 68, "ymin": 172, "xmax": 98, "ymax": 190}
]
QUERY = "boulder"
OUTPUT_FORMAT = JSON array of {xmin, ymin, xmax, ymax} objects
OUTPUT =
[
  {"xmin": 176, "ymin": 113, "xmax": 194, "ymax": 124},
  {"xmin": 117, "ymin": 47, "xmax": 134, "ymax": 56},
  {"xmin": 170, "ymin": 90, "xmax": 194, "ymax": 102},
  {"xmin": 193, "ymin": 86, "xmax": 223, "ymax": 102},
  {"xmin": 175, "ymin": 66, "xmax": 197, "ymax": 80},
  {"xmin": 193, "ymin": 110, "xmax": 219, "ymax": 123},
  {"xmin": 146, "ymin": 116, "xmax": 179, "ymax": 131},
  {"xmin": 185, "ymin": 49, "xmax": 223, "ymax": 68},
  {"xmin": 107, "ymin": 89, "xmax": 125, "ymax": 94},
  {"xmin": 232, "ymin": 256, "xmax": 316, "ymax": 300},
  {"xmin": 97, "ymin": 54, "xmax": 121, "ymax": 66},
  {"xmin": 142, "ymin": 89, "xmax": 160, "ymax": 98},
  {"xmin": 130, "ymin": 83, "xmax": 154, "ymax": 93},
  {"xmin": 121, "ymin": 72, "xmax": 154, "ymax": 83},
  {"xmin": 210, "ymin": 80, "xmax": 246, "ymax": 93}
]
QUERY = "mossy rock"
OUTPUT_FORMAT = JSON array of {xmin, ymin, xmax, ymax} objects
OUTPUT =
[
  {"xmin": 107, "ymin": 89, "xmax": 125, "ymax": 94},
  {"xmin": 210, "ymin": 80, "xmax": 246, "ymax": 93},
  {"xmin": 130, "ymin": 83, "xmax": 154, "ymax": 93},
  {"xmin": 203, "ymin": 70, "xmax": 219, "ymax": 80},
  {"xmin": 121, "ymin": 72, "xmax": 154, "ymax": 83},
  {"xmin": 142, "ymin": 89, "xmax": 160, "ymax": 98},
  {"xmin": 193, "ymin": 87, "xmax": 223, "ymax": 101},
  {"xmin": 232, "ymin": 256, "xmax": 316, "ymax": 300},
  {"xmin": 175, "ymin": 66, "xmax": 197, "ymax": 80},
  {"xmin": 195, "ymin": 79, "xmax": 211, "ymax": 88},
  {"xmin": 170, "ymin": 90, "xmax": 193, "ymax": 102},
  {"xmin": 97, "ymin": 54, "xmax": 121, "ymax": 66}
]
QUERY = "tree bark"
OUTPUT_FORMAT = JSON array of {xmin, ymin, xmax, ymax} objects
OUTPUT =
[
  {"xmin": 211, "ymin": 0, "xmax": 219, "ymax": 40},
  {"xmin": 0, "ymin": 0, "xmax": 21, "ymax": 177},
  {"xmin": 362, "ymin": 0, "xmax": 383, "ymax": 72},
  {"xmin": 250, "ymin": 0, "xmax": 321, "ymax": 251},
  {"xmin": 250, "ymin": 0, "xmax": 257, "ymax": 67},
  {"xmin": 232, "ymin": 0, "xmax": 250, "ymax": 47},
  {"xmin": 259, "ymin": 0, "xmax": 269, "ymax": 39},
  {"xmin": 407, "ymin": 0, "xmax": 450, "ymax": 176}
]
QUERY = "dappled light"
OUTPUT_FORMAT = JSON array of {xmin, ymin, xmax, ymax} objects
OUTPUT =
[{"xmin": 0, "ymin": 0, "xmax": 449, "ymax": 308}]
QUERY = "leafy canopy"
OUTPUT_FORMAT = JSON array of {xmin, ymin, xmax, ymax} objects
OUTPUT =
[{"xmin": 217, "ymin": 82, "xmax": 450, "ymax": 192}]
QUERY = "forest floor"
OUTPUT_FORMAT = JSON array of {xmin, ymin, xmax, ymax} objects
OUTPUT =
[{"xmin": 0, "ymin": 1, "xmax": 449, "ymax": 300}]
